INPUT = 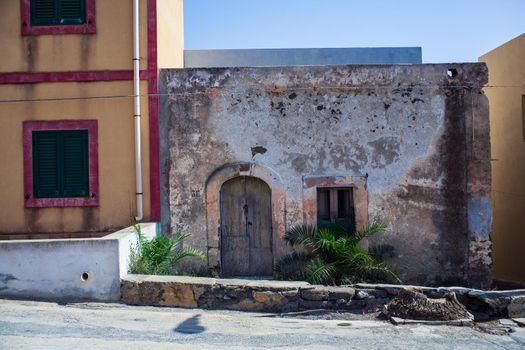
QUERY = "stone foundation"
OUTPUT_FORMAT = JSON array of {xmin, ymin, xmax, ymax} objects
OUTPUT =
[{"xmin": 121, "ymin": 275, "xmax": 525, "ymax": 320}]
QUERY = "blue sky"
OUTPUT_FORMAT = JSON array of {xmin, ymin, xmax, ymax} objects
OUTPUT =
[{"xmin": 184, "ymin": 0, "xmax": 525, "ymax": 63}]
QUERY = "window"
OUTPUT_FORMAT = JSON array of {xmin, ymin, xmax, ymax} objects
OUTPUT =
[
  {"xmin": 21, "ymin": 0, "xmax": 96, "ymax": 35},
  {"xmin": 317, "ymin": 187, "xmax": 356, "ymax": 233},
  {"xmin": 33, "ymin": 130, "xmax": 88, "ymax": 198},
  {"xmin": 23, "ymin": 120, "xmax": 99, "ymax": 207},
  {"xmin": 31, "ymin": 0, "xmax": 86, "ymax": 26},
  {"xmin": 302, "ymin": 175, "xmax": 368, "ymax": 233}
]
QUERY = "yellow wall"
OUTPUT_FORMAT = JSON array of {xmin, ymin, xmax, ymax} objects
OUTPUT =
[
  {"xmin": 0, "ymin": 0, "xmax": 184, "ymax": 233},
  {"xmin": 479, "ymin": 33, "xmax": 525, "ymax": 283},
  {"xmin": 0, "ymin": 0, "xmax": 149, "ymax": 72},
  {"xmin": 0, "ymin": 82, "xmax": 151, "ymax": 233},
  {"xmin": 157, "ymin": 0, "xmax": 184, "ymax": 69},
  {"xmin": 0, "ymin": 82, "xmax": 150, "ymax": 233}
]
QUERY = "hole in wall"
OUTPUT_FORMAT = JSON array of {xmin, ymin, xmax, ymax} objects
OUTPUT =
[
  {"xmin": 447, "ymin": 68, "xmax": 458, "ymax": 79},
  {"xmin": 81, "ymin": 272, "xmax": 90, "ymax": 282}
]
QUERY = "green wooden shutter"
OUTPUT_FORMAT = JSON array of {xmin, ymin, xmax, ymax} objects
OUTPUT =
[
  {"xmin": 33, "ymin": 130, "xmax": 89, "ymax": 198},
  {"xmin": 61, "ymin": 131, "xmax": 89, "ymax": 197},
  {"xmin": 33, "ymin": 131, "xmax": 60, "ymax": 198},
  {"xmin": 58, "ymin": 0, "xmax": 85, "ymax": 25},
  {"xmin": 31, "ymin": 0, "xmax": 85, "ymax": 26},
  {"xmin": 31, "ymin": 0, "xmax": 58, "ymax": 26}
]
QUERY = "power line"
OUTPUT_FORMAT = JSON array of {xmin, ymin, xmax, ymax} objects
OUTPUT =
[{"xmin": 0, "ymin": 84, "xmax": 523, "ymax": 104}]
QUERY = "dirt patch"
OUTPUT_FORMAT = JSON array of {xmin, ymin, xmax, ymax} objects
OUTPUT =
[{"xmin": 382, "ymin": 290, "xmax": 473, "ymax": 321}]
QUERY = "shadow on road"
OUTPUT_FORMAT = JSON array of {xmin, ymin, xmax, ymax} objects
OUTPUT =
[{"xmin": 173, "ymin": 314, "xmax": 206, "ymax": 334}]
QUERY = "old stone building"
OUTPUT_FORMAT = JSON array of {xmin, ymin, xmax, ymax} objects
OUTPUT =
[{"xmin": 159, "ymin": 63, "xmax": 492, "ymax": 288}]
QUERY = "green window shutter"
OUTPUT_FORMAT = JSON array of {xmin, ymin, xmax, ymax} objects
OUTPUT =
[
  {"xmin": 33, "ymin": 130, "xmax": 89, "ymax": 198},
  {"xmin": 33, "ymin": 131, "xmax": 60, "ymax": 198},
  {"xmin": 31, "ymin": 0, "xmax": 58, "ymax": 26},
  {"xmin": 58, "ymin": 0, "xmax": 86, "ymax": 25},
  {"xmin": 31, "ymin": 0, "xmax": 86, "ymax": 26},
  {"xmin": 61, "ymin": 131, "xmax": 89, "ymax": 197}
]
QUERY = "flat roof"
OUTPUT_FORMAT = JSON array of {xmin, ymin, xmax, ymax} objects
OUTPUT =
[{"xmin": 184, "ymin": 47, "xmax": 423, "ymax": 68}]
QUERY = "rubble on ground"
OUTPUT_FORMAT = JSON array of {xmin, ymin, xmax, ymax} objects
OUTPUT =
[{"xmin": 382, "ymin": 289, "xmax": 473, "ymax": 321}]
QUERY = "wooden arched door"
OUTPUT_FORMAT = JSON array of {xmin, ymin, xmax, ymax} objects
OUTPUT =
[{"xmin": 220, "ymin": 176, "xmax": 273, "ymax": 277}]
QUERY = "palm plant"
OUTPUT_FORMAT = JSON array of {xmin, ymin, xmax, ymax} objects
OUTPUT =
[
  {"xmin": 129, "ymin": 223, "xmax": 206, "ymax": 275},
  {"xmin": 275, "ymin": 221, "xmax": 400, "ymax": 285}
]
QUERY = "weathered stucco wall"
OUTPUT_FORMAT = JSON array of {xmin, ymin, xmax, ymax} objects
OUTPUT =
[{"xmin": 159, "ymin": 64, "xmax": 491, "ymax": 288}]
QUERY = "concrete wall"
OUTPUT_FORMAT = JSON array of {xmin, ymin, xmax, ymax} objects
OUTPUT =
[
  {"xmin": 160, "ymin": 64, "xmax": 492, "ymax": 288},
  {"xmin": 184, "ymin": 47, "xmax": 422, "ymax": 68},
  {"xmin": 0, "ymin": 223, "xmax": 157, "ymax": 302},
  {"xmin": 479, "ymin": 34, "xmax": 525, "ymax": 284}
]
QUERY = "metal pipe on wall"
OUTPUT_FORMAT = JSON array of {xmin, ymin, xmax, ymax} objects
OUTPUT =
[{"xmin": 133, "ymin": 0, "xmax": 143, "ymax": 221}]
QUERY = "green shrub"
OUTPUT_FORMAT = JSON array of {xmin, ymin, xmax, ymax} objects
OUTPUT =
[
  {"xmin": 129, "ymin": 223, "xmax": 206, "ymax": 275},
  {"xmin": 275, "ymin": 221, "xmax": 400, "ymax": 285}
]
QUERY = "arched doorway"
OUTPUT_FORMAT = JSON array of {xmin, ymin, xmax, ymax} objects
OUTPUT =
[{"xmin": 220, "ymin": 176, "xmax": 273, "ymax": 277}]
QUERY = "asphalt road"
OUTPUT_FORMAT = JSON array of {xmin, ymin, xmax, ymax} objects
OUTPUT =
[{"xmin": 0, "ymin": 299, "xmax": 524, "ymax": 350}]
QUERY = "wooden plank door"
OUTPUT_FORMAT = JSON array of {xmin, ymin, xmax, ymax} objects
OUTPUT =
[{"xmin": 220, "ymin": 176, "xmax": 273, "ymax": 277}]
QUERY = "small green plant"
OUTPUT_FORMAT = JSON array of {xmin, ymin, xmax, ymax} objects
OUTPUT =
[
  {"xmin": 275, "ymin": 221, "xmax": 400, "ymax": 285},
  {"xmin": 129, "ymin": 223, "xmax": 206, "ymax": 275}
]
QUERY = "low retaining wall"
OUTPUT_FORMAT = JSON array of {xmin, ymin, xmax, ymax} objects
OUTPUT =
[
  {"xmin": 0, "ymin": 223, "xmax": 157, "ymax": 302},
  {"xmin": 121, "ymin": 275, "xmax": 525, "ymax": 320}
]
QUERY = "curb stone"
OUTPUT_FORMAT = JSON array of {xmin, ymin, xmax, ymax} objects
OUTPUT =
[
  {"xmin": 120, "ymin": 275, "xmax": 525, "ymax": 319},
  {"xmin": 389, "ymin": 316, "xmax": 474, "ymax": 326}
]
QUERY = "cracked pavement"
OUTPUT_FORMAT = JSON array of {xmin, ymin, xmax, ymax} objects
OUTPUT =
[{"xmin": 0, "ymin": 299, "xmax": 524, "ymax": 349}]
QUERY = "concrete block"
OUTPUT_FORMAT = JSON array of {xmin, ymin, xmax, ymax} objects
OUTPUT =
[{"xmin": 0, "ymin": 223, "xmax": 157, "ymax": 302}]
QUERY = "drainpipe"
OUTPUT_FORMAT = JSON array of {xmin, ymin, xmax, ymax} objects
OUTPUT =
[{"xmin": 133, "ymin": 0, "xmax": 143, "ymax": 221}]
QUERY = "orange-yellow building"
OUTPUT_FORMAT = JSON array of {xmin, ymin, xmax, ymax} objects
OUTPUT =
[
  {"xmin": 479, "ymin": 33, "xmax": 525, "ymax": 284},
  {"xmin": 0, "ymin": 0, "xmax": 184, "ymax": 236}
]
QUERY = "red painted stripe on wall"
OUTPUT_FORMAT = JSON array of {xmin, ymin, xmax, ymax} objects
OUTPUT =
[
  {"xmin": 0, "ymin": 70, "xmax": 149, "ymax": 84},
  {"xmin": 147, "ymin": 0, "xmax": 161, "ymax": 222}
]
